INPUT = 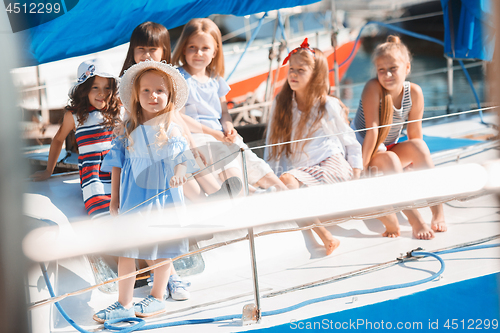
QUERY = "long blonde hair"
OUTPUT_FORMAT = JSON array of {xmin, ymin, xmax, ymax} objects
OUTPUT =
[
  {"xmin": 120, "ymin": 68, "xmax": 177, "ymax": 149},
  {"xmin": 267, "ymin": 48, "xmax": 329, "ymax": 161},
  {"xmin": 172, "ymin": 18, "xmax": 225, "ymax": 78},
  {"xmin": 370, "ymin": 35, "xmax": 411, "ymax": 158}
]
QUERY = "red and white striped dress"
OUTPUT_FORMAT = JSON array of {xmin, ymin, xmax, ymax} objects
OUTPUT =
[{"xmin": 73, "ymin": 108, "xmax": 115, "ymax": 217}]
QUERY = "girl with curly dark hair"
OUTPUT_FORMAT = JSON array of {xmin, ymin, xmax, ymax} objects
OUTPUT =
[{"xmin": 31, "ymin": 58, "xmax": 121, "ymax": 217}]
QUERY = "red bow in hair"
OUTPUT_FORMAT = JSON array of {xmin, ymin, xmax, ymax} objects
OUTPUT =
[{"xmin": 282, "ymin": 38, "xmax": 316, "ymax": 65}]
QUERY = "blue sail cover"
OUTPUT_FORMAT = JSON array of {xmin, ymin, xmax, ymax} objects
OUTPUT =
[
  {"xmin": 440, "ymin": 0, "xmax": 495, "ymax": 61},
  {"xmin": 11, "ymin": 0, "xmax": 320, "ymax": 66}
]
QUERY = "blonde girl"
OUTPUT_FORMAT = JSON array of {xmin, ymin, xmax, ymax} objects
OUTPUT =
[
  {"xmin": 94, "ymin": 61, "xmax": 197, "ymax": 322},
  {"xmin": 172, "ymin": 18, "xmax": 287, "ymax": 192},
  {"xmin": 30, "ymin": 58, "xmax": 122, "ymax": 218},
  {"xmin": 350, "ymin": 35, "xmax": 447, "ymax": 240},
  {"xmin": 121, "ymin": 21, "xmax": 239, "ymax": 203},
  {"xmin": 265, "ymin": 39, "xmax": 363, "ymax": 255}
]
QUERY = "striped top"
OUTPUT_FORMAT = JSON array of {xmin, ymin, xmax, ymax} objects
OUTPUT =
[
  {"xmin": 351, "ymin": 81, "xmax": 412, "ymax": 146},
  {"xmin": 72, "ymin": 108, "xmax": 115, "ymax": 217}
]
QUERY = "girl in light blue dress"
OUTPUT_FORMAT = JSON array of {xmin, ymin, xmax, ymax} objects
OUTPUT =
[{"xmin": 94, "ymin": 60, "xmax": 197, "ymax": 323}]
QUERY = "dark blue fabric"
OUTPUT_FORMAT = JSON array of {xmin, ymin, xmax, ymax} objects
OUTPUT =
[
  {"xmin": 13, "ymin": 0, "xmax": 319, "ymax": 66},
  {"xmin": 440, "ymin": 0, "xmax": 494, "ymax": 61}
]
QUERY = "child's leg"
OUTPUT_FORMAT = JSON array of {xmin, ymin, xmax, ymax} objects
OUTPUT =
[
  {"xmin": 368, "ymin": 152, "xmax": 402, "ymax": 238},
  {"xmin": 402, "ymin": 209, "xmax": 435, "ymax": 240},
  {"xmin": 430, "ymin": 204, "xmax": 447, "ymax": 232},
  {"xmin": 117, "ymin": 257, "xmax": 136, "ymax": 308},
  {"xmin": 379, "ymin": 214, "xmax": 401, "ymax": 238},
  {"xmin": 280, "ymin": 172, "xmax": 339, "ymax": 255},
  {"xmin": 279, "ymin": 173, "xmax": 301, "ymax": 190},
  {"xmin": 183, "ymin": 178, "xmax": 207, "ymax": 202},
  {"xmin": 194, "ymin": 172, "xmax": 221, "ymax": 195},
  {"xmin": 234, "ymin": 138, "xmax": 285, "ymax": 191},
  {"xmin": 255, "ymin": 172, "xmax": 288, "ymax": 191},
  {"xmin": 93, "ymin": 256, "xmax": 136, "ymax": 323},
  {"xmin": 192, "ymin": 155, "xmax": 224, "ymax": 195},
  {"xmin": 218, "ymin": 167, "xmax": 243, "ymax": 196},
  {"xmin": 311, "ymin": 218, "xmax": 340, "ymax": 255},
  {"xmin": 390, "ymin": 139, "xmax": 447, "ymax": 232},
  {"xmin": 149, "ymin": 259, "xmax": 172, "ymax": 300}
]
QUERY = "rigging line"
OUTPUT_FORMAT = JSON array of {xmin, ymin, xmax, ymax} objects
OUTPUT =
[
  {"xmin": 106, "ymin": 250, "xmax": 447, "ymax": 330},
  {"xmin": 383, "ymin": 11, "xmax": 444, "ymax": 25},
  {"xmin": 277, "ymin": 11, "xmax": 289, "ymax": 53},
  {"xmin": 445, "ymin": 202, "xmax": 500, "ymax": 209},
  {"xmin": 264, "ymin": 235, "xmax": 500, "ymax": 298},
  {"xmin": 457, "ymin": 59, "xmax": 492, "ymax": 126},
  {"xmin": 409, "ymin": 61, "xmax": 483, "ymax": 78},
  {"xmin": 334, "ymin": 20, "xmax": 490, "ymax": 126},
  {"xmin": 118, "ymin": 149, "xmax": 241, "ymax": 215},
  {"xmin": 43, "ymin": 242, "xmax": 500, "ymax": 331},
  {"xmin": 249, "ymin": 105, "xmax": 498, "ymax": 151},
  {"xmin": 29, "ymin": 235, "xmax": 250, "ymax": 310},
  {"xmin": 332, "ymin": 62, "xmax": 484, "ymax": 92},
  {"xmin": 40, "ymin": 262, "xmax": 146, "ymax": 333},
  {"xmin": 223, "ymin": 30, "xmax": 330, "ymax": 56},
  {"xmin": 221, "ymin": 17, "xmax": 274, "ymax": 42},
  {"xmin": 29, "ymin": 189, "xmax": 489, "ymax": 311},
  {"xmin": 226, "ymin": 12, "xmax": 269, "ymax": 81},
  {"xmin": 336, "ymin": 20, "xmax": 444, "ymax": 71}
]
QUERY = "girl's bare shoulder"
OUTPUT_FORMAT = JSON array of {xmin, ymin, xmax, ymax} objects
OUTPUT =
[
  {"xmin": 363, "ymin": 78, "xmax": 382, "ymax": 93},
  {"xmin": 409, "ymin": 82, "xmax": 423, "ymax": 96}
]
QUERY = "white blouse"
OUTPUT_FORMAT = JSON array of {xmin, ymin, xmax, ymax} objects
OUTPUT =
[{"xmin": 264, "ymin": 96, "xmax": 363, "ymax": 176}]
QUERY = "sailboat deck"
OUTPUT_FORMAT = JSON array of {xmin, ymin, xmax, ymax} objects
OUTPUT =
[{"xmin": 26, "ymin": 114, "xmax": 499, "ymax": 332}]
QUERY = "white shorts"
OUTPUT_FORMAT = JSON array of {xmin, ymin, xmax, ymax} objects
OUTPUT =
[
  {"xmin": 233, "ymin": 136, "xmax": 273, "ymax": 185},
  {"xmin": 191, "ymin": 133, "xmax": 273, "ymax": 186}
]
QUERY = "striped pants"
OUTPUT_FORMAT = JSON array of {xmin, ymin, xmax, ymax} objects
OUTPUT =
[{"xmin": 285, "ymin": 154, "xmax": 353, "ymax": 187}]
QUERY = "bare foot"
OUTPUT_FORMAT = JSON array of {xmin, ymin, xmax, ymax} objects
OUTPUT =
[
  {"xmin": 323, "ymin": 237, "xmax": 340, "ymax": 255},
  {"xmin": 382, "ymin": 226, "xmax": 401, "ymax": 238},
  {"xmin": 412, "ymin": 223, "xmax": 435, "ymax": 240},
  {"xmin": 311, "ymin": 224, "xmax": 340, "ymax": 255},
  {"xmin": 380, "ymin": 215, "xmax": 400, "ymax": 238},
  {"xmin": 431, "ymin": 218, "xmax": 447, "ymax": 232},
  {"xmin": 430, "ymin": 205, "xmax": 447, "ymax": 232}
]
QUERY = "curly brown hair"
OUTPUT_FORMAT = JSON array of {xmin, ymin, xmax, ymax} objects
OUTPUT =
[{"xmin": 66, "ymin": 76, "xmax": 120, "ymax": 127}]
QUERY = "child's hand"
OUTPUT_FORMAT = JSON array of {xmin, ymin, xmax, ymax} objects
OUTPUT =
[
  {"xmin": 213, "ymin": 130, "xmax": 226, "ymax": 142},
  {"xmin": 109, "ymin": 199, "xmax": 119, "ymax": 216},
  {"xmin": 170, "ymin": 175, "xmax": 187, "ymax": 188},
  {"xmin": 30, "ymin": 170, "xmax": 51, "ymax": 182},
  {"xmin": 224, "ymin": 127, "xmax": 238, "ymax": 143}
]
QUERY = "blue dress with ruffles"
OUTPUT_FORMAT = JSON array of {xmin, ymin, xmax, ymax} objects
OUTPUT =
[{"xmin": 101, "ymin": 121, "xmax": 198, "ymax": 260}]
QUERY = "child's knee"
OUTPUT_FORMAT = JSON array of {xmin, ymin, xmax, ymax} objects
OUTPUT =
[
  {"xmin": 407, "ymin": 139, "xmax": 430, "ymax": 155},
  {"xmin": 279, "ymin": 173, "xmax": 292, "ymax": 183},
  {"xmin": 279, "ymin": 173, "xmax": 300, "ymax": 189},
  {"xmin": 370, "ymin": 152, "xmax": 402, "ymax": 173}
]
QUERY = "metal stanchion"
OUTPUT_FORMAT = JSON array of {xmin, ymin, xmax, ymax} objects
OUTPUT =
[{"xmin": 240, "ymin": 148, "xmax": 262, "ymax": 324}]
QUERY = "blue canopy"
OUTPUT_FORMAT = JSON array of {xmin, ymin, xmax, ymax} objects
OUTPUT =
[
  {"xmin": 13, "ymin": 0, "xmax": 319, "ymax": 66},
  {"xmin": 441, "ymin": 0, "xmax": 495, "ymax": 61}
]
